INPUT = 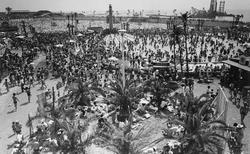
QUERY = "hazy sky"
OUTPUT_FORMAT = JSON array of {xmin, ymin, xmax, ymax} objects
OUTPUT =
[{"xmin": 0, "ymin": 0, "xmax": 250, "ymax": 12}]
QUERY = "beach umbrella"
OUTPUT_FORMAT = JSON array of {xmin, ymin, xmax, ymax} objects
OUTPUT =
[
  {"xmin": 55, "ymin": 44, "xmax": 63, "ymax": 47},
  {"xmin": 69, "ymin": 39, "xmax": 76, "ymax": 43},
  {"xmin": 77, "ymin": 33, "xmax": 83, "ymax": 37},
  {"xmin": 108, "ymin": 56, "xmax": 119, "ymax": 61},
  {"xmin": 16, "ymin": 35, "xmax": 25, "ymax": 39},
  {"xmin": 86, "ymin": 29, "xmax": 94, "ymax": 34}
]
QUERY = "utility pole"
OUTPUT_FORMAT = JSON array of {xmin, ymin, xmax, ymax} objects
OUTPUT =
[
  {"xmin": 71, "ymin": 13, "xmax": 74, "ymax": 36},
  {"xmin": 67, "ymin": 15, "xmax": 71, "ymax": 36},
  {"xmin": 74, "ymin": 12, "xmax": 78, "ymax": 35},
  {"xmin": 21, "ymin": 20, "xmax": 27, "ymax": 37}
]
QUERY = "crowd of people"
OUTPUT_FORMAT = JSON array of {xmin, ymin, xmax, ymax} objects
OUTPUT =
[{"xmin": 0, "ymin": 21, "xmax": 249, "ymax": 153}]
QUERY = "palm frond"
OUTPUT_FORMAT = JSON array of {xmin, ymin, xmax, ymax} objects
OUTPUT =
[
  {"xmin": 198, "ymin": 100, "xmax": 212, "ymax": 116},
  {"xmin": 204, "ymin": 143, "xmax": 217, "ymax": 154},
  {"xmin": 201, "ymin": 120, "xmax": 227, "ymax": 129},
  {"xmin": 26, "ymin": 113, "xmax": 53, "ymax": 127}
]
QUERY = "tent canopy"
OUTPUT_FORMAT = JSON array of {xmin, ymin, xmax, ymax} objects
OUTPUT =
[
  {"xmin": 108, "ymin": 56, "xmax": 119, "ymax": 61},
  {"xmin": 223, "ymin": 60, "xmax": 250, "ymax": 72}
]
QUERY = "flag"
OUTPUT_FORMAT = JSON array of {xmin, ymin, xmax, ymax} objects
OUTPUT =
[{"xmin": 212, "ymin": 86, "xmax": 228, "ymax": 122}]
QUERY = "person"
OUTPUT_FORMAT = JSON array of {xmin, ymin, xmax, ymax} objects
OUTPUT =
[
  {"xmin": 26, "ymin": 87, "xmax": 31, "ymax": 103},
  {"xmin": 206, "ymin": 86, "xmax": 211, "ymax": 95},
  {"xmin": 41, "ymin": 78, "xmax": 47, "ymax": 90},
  {"xmin": 240, "ymin": 105, "xmax": 248, "ymax": 127},
  {"xmin": 188, "ymin": 78, "xmax": 194, "ymax": 90},
  {"xmin": 20, "ymin": 80, "xmax": 25, "ymax": 93},
  {"xmin": 12, "ymin": 121, "xmax": 22, "ymax": 134},
  {"xmin": 4, "ymin": 79, "xmax": 9, "ymax": 93},
  {"xmin": 0, "ymin": 81, "xmax": 2, "ymax": 95},
  {"xmin": 12, "ymin": 93, "xmax": 19, "ymax": 111},
  {"xmin": 45, "ymin": 89, "xmax": 52, "ymax": 99},
  {"xmin": 229, "ymin": 82, "xmax": 234, "ymax": 98},
  {"xmin": 12, "ymin": 122, "xmax": 17, "ymax": 135}
]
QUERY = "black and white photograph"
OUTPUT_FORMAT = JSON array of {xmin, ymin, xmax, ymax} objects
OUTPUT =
[{"xmin": 0, "ymin": 0, "xmax": 250, "ymax": 153}]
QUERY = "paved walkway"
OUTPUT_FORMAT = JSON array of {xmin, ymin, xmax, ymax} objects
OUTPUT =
[{"xmin": 0, "ymin": 54, "xmax": 61, "ymax": 154}]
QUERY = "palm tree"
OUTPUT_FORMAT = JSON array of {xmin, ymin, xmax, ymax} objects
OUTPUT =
[
  {"xmin": 26, "ymin": 107, "xmax": 97, "ymax": 153},
  {"xmin": 68, "ymin": 79, "xmax": 105, "ymax": 107},
  {"xmin": 171, "ymin": 25, "xmax": 183, "ymax": 78},
  {"xmin": 161, "ymin": 91, "xmax": 233, "ymax": 154},
  {"xmin": 94, "ymin": 74, "xmax": 144, "ymax": 153},
  {"xmin": 180, "ymin": 12, "xmax": 189, "ymax": 77},
  {"xmin": 143, "ymin": 78, "xmax": 172, "ymax": 113},
  {"xmin": 107, "ymin": 74, "xmax": 143, "ymax": 122},
  {"xmin": 170, "ymin": 24, "xmax": 182, "ymax": 78},
  {"xmin": 93, "ymin": 118, "xmax": 163, "ymax": 154},
  {"xmin": 5, "ymin": 7, "xmax": 12, "ymax": 21},
  {"xmin": 5, "ymin": 7, "xmax": 12, "ymax": 15},
  {"xmin": 173, "ymin": 115, "xmax": 230, "ymax": 154}
]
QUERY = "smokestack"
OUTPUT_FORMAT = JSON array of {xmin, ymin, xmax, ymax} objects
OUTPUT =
[
  {"xmin": 214, "ymin": 0, "xmax": 217, "ymax": 12},
  {"xmin": 219, "ymin": 1, "xmax": 225, "ymax": 13},
  {"xmin": 109, "ymin": 4, "xmax": 113, "ymax": 30},
  {"xmin": 209, "ymin": 0, "xmax": 217, "ymax": 12}
]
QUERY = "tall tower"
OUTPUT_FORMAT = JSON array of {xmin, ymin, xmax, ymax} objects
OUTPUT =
[
  {"xmin": 214, "ymin": 0, "xmax": 217, "ymax": 12},
  {"xmin": 109, "ymin": 4, "xmax": 113, "ymax": 30},
  {"xmin": 209, "ymin": 0, "xmax": 217, "ymax": 12},
  {"xmin": 74, "ymin": 13, "xmax": 78, "ymax": 34},
  {"xmin": 209, "ymin": 0, "xmax": 214, "ymax": 12},
  {"xmin": 218, "ymin": 1, "xmax": 225, "ymax": 13}
]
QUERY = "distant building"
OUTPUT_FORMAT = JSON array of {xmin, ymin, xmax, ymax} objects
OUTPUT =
[
  {"xmin": 215, "ymin": 16, "xmax": 234, "ymax": 21},
  {"xmin": 87, "ymin": 27, "xmax": 103, "ymax": 33},
  {"xmin": 11, "ymin": 10, "xmax": 30, "ymax": 13}
]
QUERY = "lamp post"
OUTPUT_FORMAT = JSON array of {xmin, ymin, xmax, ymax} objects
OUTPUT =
[
  {"xmin": 170, "ymin": 16, "xmax": 177, "ymax": 78},
  {"xmin": 74, "ymin": 12, "xmax": 78, "ymax": 35},
  {"xmin": 119, "ymin": 29, "xmax": 126, "ymax": 88},
  {"xmin": 71, "ymin": 13, "xmax": 74, "ymax": 36},
  {"xmin": 173, "ymin": 25, "xmax": 177, "ymax": 78},
  {"xmin": 67, "ymin": 15, "xmax": 70, "ymax": 36}
]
